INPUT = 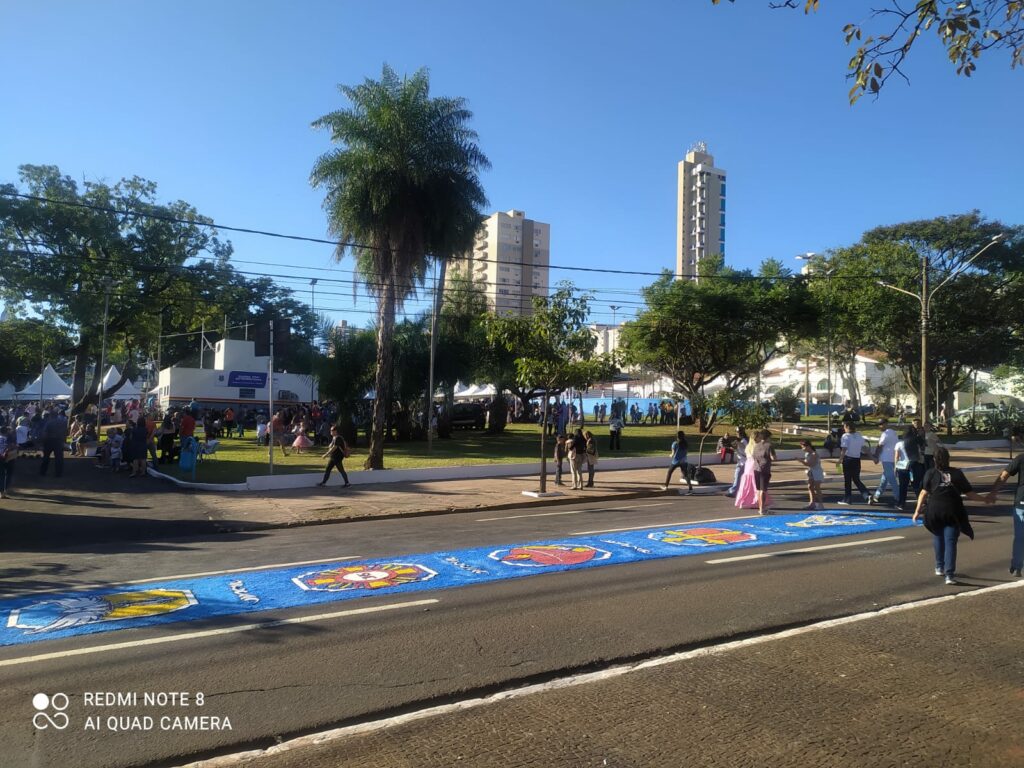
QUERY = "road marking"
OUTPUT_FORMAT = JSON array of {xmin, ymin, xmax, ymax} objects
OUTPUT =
[
  {"xmin": 572, "ymin": 513, "xmax": 751, "ymax": 536},
  {"xmin": 476, "ymin": 510, "xmax": 582, "ymax": 522},
  {"xmin": 180, "ymin": 579, "xmax": 1024, "ymax": 768},
  {"xmin": 0, "ymin": 599, "xmax": 438, "ymax": 668},
  {"xmin": 705, "ymin": 535, "xmax": 905, "ymax": 564},
  {"xmin": 0, "ymin": 556, "xmax": 362, "ymax": 598},
  {"xmin": 475, "ymin": 502, "xmax": 671, "ymax": 523}
]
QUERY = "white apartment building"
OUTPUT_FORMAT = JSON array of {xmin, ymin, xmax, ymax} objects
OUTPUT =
[
  {"xmin": 454, "ymin": 209, "xmax": 550, "ymax": 316},
  {"xmin": 676, "ymin": 142, "xmax": 726, "ymax": 281}
]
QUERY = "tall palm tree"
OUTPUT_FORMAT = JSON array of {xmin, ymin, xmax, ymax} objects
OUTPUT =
[{"xmin": 311, "ymin": 65, "xmax": 489, "ymax": 469}]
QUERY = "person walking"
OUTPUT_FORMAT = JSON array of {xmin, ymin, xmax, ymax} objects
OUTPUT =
[
  {"xmin": 0, "ymin": 425, "xmax": 16, "ymax": 499},
  {"xmin": 316, "ymin": 426, "xmax": 351, "ymax": 488},
  {"xmin": 39, "ymin": 412, "xmax": 67, "ymax": 478},
  {"xmin": 837, "ymin": 421, "xmax": 870, "ymax": 505},
  {"xmin": 797, "ymin": 438, "xmax": 824, "ymax": 510},
  {"xmin": 568, "ymin": 428, "xmax": 586, "ymax": 490},
  {"xmin": 583, "ymin": 429, "xmax": 598, "ymax": 488},
  {"xmin": 912, "ymin": 446, "xmax": 993, "ymax": 585},
  {"xmin": 725, "ymin": 427, "xmax": 748, "ymax": 497},
  {"xmin": 893, "ymin": 429, "xmax": 915, "ymax": 511},
  {"xmin": 985, "ymin": 429, "xmax": 1024, "ymax": 577},
  {"xmin": 870, "ymin": 417, "xmax": 899, "ymax": 507},
  {"xmin": 553, "ymin": 433, "xmax": 567, "ymax": 486},
  {"xmin": 751, "ymin": 429, "xmax": 777, "ymax": 515},
  {"xmin": 661, "ymin": 431, "xmax": 693, "ymax": 494},
  {"xmin": 922, "ymin": 422, "xmax": 939, "ymax": 470},
  {"xmin": 608, "ymin": 413, "xmax": 623, "ymax": 451},
  {"xmin": 128, "ymin": 419, "xmax": 149, "ymax": 478}
]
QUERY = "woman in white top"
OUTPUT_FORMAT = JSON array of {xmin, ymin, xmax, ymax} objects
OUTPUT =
[{"xmin": 798, "ymin": 438, "xmax": 825, "ymax": 510}]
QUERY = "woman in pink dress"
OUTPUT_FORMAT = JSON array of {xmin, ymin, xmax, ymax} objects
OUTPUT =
[{"xmin": 735, "ymin": 432, "xmax": 773, "ymax": 510}]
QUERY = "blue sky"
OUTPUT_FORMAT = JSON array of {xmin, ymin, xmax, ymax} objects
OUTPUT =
[{"xmin": 2, "ymin": 0, "xmax": 1021, "ymax": 328}]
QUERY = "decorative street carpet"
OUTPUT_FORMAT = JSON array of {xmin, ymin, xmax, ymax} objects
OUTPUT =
[{"xmin": 1, "ymin": 512, "xmax": 914, "ymax": 647}]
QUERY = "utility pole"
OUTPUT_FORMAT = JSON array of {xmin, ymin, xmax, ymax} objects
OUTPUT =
[
  {"xmin": 310, "ymin": 279, "xmax": 318, "ymax": 405},
  {"xmin": 920, "ymin": 255, "xmax": 929, "ymax": 421},
  {"xmin": 98, "ymin": 277, "xmax": 113, "ymax": 403},
  {"xmin": 200, "ymin": 319, "xmax": 205, "ymax": 370},
  {"xmin": 268, "ymin": 319, "xmax": 275, "ymax": 475}
]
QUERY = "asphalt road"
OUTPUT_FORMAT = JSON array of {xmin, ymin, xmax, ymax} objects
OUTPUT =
[{"xmin": 1, "ymin": 471, "xmax": 1018, "ymax": 768}]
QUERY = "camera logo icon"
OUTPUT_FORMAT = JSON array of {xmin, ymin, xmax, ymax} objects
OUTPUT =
[{"xmin": 32, "ymin": 693, "xmax": 69, "ymax": 730}]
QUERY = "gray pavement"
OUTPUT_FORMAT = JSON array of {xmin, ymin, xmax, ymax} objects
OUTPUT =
[
  {"xmin": 188, "ymin": 583, "xmax": 1024, "ymax": 768},
  {"xmin": 0, "ymin": 448, "xmax": 1013, "ymax": 545}
]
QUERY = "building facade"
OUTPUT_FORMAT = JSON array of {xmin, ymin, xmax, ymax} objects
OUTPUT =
[
  {"xmin": 676, "ymin": 142, "xmax": 726, "ymax": 280},
  {"xmin": 453, "ymin": 209, "xmax": 550, "ymax": 316}
]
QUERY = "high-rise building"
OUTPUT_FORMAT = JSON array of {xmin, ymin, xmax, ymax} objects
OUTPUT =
[
  {"xmin": 453, "ymin": 209, "xmax": 550, "ymax": 316},
  {"xmin": 676, "ymin": 142, "xmax": 726, "ymax": 280}
]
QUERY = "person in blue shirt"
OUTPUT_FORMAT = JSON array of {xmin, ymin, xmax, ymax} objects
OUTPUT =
[{"xmin": 661, "ymin": 431, "xmax": 693, "ymax": 494}]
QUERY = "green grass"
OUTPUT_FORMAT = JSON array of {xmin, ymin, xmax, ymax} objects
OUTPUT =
[{"xmin": 164, "ymin": 422, "xmax": 756, "ymax": 484}]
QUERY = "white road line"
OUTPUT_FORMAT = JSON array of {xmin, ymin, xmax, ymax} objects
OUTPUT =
[
  {"xmin": 475, "ymin": 502, "xmax": 671, "ymax": 523},
  {"xmin": 0, "ymin": 599, "xmax": 438, "ymax": 668},
  {"xmin": 572, "ymin": 513, "xmax": 751, "ymax": 536},
  {"xmin": 705, "ymin": 535, "xmax": 906, "ymax": 564},
  {"xmin": 180, "ymin": 580, "xmax": 1024, "ymax": 768},
  {"xmin": 0, "ymin": 556, "xmax": 362, "ymax": 598},
  {"xmin": 476, "ymin": 510, "xmax": 582, "ymax": 522}
]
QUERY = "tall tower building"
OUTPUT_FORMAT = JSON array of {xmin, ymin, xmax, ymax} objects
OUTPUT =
[
  {"xmin": 454, "ymin": 209, "xmax": 550, "ymax": 316},
  {"xmin": 676, "ymin": 142, "xmax": 727, "ymax": 280}
]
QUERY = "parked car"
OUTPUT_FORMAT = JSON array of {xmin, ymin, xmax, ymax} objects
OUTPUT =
[{"xmin": 450, "ymin": 402, "xmax": 486, "ymax": 430}]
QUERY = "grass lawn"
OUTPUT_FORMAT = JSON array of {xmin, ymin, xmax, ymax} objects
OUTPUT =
[{"xmin": 165, "ymin": 421, "xmax": 773, "ymax": 485}]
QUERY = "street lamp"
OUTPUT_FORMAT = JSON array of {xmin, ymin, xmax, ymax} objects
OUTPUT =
[
  {"xmin": 876, "ymin": 233, "xmax": 1003, "ymax": 426},
  {"xmin": 795, "ymin": 253, "xmax": 834, "ymax": 432},
  {"xmin": 309, "ymin": 279, "xmax": 318, "ymax": 404}
]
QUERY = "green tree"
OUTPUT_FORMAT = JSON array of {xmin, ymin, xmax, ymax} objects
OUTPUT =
[
  {"xmin": 311, "ymin": 64, "xmax": 490, "ymax": 469},
  {"xmin": 0, "ymin": 165, "xmax": 232, "ymax": 412},
  {"xmin": 812, "ymin": 213, "xmax": 1023, "ymax": 422},
  {"xmin": 620, "ymin": 258, "xmax": 815, "ymax": 431},
  {"xmin": 0, "ymin": 318, "xmax": 74, "ymax": 387},
  {"xmin": 712, "ymin": 1, "xmax": 1024, "ymax": 103},
  {"xmin": 487, "ymin": 283, "xmax": 617, "ymax": 493},
  {"xmin": 316, "ymin": 325, "xmax": 377, "ymax": 446}
]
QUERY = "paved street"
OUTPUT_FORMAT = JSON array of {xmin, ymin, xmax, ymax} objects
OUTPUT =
[{"xmin": 0, "ymin": 449, "xmax": 1020, "ymax": 767}]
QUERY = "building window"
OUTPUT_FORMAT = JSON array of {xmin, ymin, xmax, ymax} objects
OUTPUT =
[
  {"xmin": 720, "ymin": 182, "xmax": 726, "ymax": 196},
  {"xmin": 720, "ymin": 227, "xmax": 726, "ymax": 242},
  {"xmin": 720, "ymin": 213, "xmax": 726, "ymax": 227},
  {"xmin": 720, "ymin": 198, "xmax": 726, "ymax": 211}
]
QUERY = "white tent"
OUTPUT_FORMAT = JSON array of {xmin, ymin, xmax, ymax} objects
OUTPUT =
[
  {"xmin": 102, "ymin": 366, "xmax": 143, "ymax": 399},
  {"xmin": 0, "ymin": 381, "xmax": 17, "ymax": 401},
  {"xmin": 12, "ymin": 365, "xmax": 72, "ymax": 400}
]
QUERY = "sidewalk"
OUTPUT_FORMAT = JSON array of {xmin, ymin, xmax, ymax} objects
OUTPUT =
[
  {"xmin": 189, "ymin": 582, "xmax": 1024, "ymax": 768},
  {"xmin": 0, "ymin": 448, "xmax": 1012, "ymax": 545}
]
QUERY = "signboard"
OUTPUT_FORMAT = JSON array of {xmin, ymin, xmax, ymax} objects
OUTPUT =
[
  {"xmin": 227, "ymin": 371, "xmax": 267, "ymax": 388},
  {"xmin": 238, "ymin": 388, "xmax": 256, "ymax": 399}
]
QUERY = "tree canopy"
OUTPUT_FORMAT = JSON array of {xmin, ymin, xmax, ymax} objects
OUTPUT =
[
  {"xmin": 311, "ymin": 64, "xmax": 490, "ymax": 469},
  {"xmin": 712, "ymin": 0, "xmax": 1024, "ymax": 103}
]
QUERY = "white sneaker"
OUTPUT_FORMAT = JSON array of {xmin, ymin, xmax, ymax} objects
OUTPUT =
[
  {"xmin": 934, "ymin": 568, "xmax": 943, "ymax": 576},
  {"xmin": 945, "ymin": 575, "xmax": 959, "ymax": 586}
]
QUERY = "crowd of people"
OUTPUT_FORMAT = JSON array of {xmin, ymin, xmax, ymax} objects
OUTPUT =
[{"xmin": 0, "ymin": 399, "xmax": 348, "ymax": 496}]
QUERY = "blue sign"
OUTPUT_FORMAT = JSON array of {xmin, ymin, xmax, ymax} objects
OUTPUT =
[
  {"xmin": 0, "ymin": 513, "xmax": 913, "ymax": 647},
  {"xmin": 227, "ymin": 371, "xmax": 267, "ymax": 388}
]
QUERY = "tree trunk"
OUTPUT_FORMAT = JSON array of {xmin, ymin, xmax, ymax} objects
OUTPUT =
[{"xmin": 366, "ymin": 278, "xmax": 397, "ymax": 470}]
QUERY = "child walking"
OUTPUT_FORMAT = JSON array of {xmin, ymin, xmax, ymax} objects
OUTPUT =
[{"xmin": 798, "ymin": 439, "xmax": 825, "ymax": 510}]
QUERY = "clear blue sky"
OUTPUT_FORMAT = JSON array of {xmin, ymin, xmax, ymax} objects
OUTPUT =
[{"xmin": 2, "ymin": 0, "xmax": 1021, "ymax": 328}]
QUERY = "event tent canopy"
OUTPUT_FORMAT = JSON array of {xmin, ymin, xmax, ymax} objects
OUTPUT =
[
  {"xmin": 0, "ymin": 381, "xmax": 16, "ymax": 401},
  {"xmin": 12, "ymin": 365, "xmax": 72, "ymax": 400},
  {"xmin": 102, "ymin": 366, "xmax": 143, "ymax": 399}
]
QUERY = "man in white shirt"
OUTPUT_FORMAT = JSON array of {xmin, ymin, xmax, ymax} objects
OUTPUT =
[
  {"xmin": 870, "ymin": 417, "xmax": 898, "ymax": 507},
  {"xmin": 837, "ymin": 421, "xmax": 870, "ymax": 505}
]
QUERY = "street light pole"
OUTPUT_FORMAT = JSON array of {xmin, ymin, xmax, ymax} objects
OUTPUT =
[
  {"xmin": 310, "ymin": 278, "xmax": 318, "ymax": 405},
  {"xmin": 878, "ymin": 233, "xmax": 1003, "ymax": 423}
]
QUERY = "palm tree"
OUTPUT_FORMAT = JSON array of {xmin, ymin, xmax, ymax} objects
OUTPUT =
[{"xmin": 311, "ymin": 64, "xmax": 489, "ymax": 469}]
